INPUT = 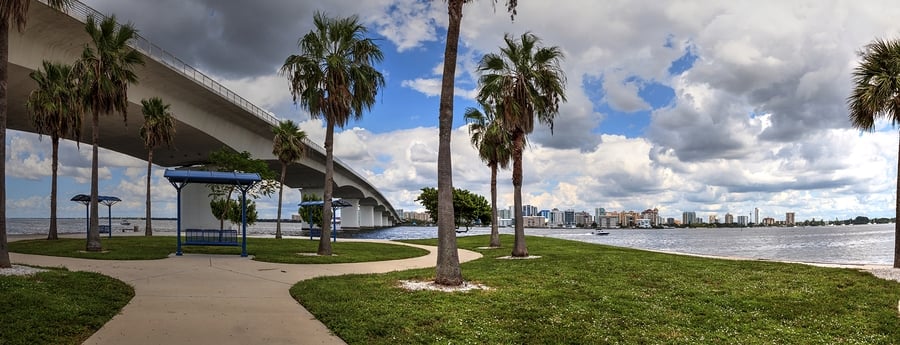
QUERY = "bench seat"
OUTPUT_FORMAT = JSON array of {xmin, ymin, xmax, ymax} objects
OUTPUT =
[{"xmin": 184, "ymin": 229, "xmax": 239, "ymax": 246}]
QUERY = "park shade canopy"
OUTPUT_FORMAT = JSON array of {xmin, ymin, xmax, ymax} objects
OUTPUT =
[
  {"xmin": 164, "ymin": 169, "xmax": 261, "ymax": 257},
  {"xmin": 70, "ymin": 194, "xmax": 121, "ymax": 239},
  {"xmin": 299, "ymin": 199, "xmax": 353, "ymax": 242}
]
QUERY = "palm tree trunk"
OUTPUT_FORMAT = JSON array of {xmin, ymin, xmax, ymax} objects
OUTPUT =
[
  {"xmin": 489, "ymin": 162, "xmax": 500, "ymax": 248},
  {"xmin": 0, "ymin": 20, "xmax": 10, "ymax": 268},
  {"xmin": 511, "ymin": 130, "xmax": 527, "ymax": 257},
  {"xmin": 434, "ymin": 0, "xmax": 464, "ymax": 286},
  {"xmin": 894, "ymin": 130, "xmax": 900, "ymax": 268},
  {"xmin": 276, "ymin": 162, "xmax": 286, "ymax": 239},
  {"xmin": 87, "ymin": 111, "xmax": 102, "ymax": 252},
  {"xmin": 318, "ymin": 120, "xmax": 335, "ymax": 255},
  {"xmin": 145, "ymin": 149, "xmax": 153, "ymax": 236},
  {"xmin": 48, "ymin": 137, "xmax": 59, "ymax": 240}
]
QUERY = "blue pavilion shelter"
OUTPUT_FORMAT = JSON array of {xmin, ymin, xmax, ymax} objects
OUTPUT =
[{"xmin": 164, "ymin": 169, "xmax": 261, "ymax": 257}]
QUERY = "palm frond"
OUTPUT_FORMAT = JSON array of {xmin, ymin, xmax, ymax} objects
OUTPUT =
[{"xmin": 848, "ymin": 38, "xmax": 900, "ymax": 131}]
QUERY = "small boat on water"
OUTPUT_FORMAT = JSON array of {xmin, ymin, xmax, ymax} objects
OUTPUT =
[
  {"xmin": 593, "ymin": 230, "xmax": 609, "ymax": 236},
  {"xmin": 120, "ymin": 220, "xmax": 131, "ymax": 226}
]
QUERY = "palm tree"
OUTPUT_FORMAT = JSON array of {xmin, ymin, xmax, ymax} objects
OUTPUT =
[
  {"xmin": 272, "ymin": 120, "xmax": 307, "ymax": 239},
  {"xmin": 477, "ymin": 32, "xmax": 567, "ymax": 257},
  {"xmin": 434, "ymin": 0, "xmax": 468, "ymax": 287},
  {"xmin": 434, "ymin": 0, "xmax": 518, "ymax": 286},
  {"xmin": 27, "ymin": 61, "xmax": 82, "ymax": 241},
  {"xmin": 75, "ymin": 15, "xmax": 143, "ymax": 252},
  {"xmin": 0, "ymin": 0, "xmax": 72, "ymax": 267},
  {"xmin": 465, "ymin": 106, "xmax": 511, "ymax": 248},
  {"xmin": 140, "ymin": 97, "xmax": 175, "ymax": 237},
  {"xmin": 281, "ymin": 12, "xmax": 384, "ymax": 255},
  {"xmin": 848, "ymin": 38, "xmax": 900, "ymax": 268}
]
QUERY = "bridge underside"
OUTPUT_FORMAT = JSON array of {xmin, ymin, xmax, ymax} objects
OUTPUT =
[{"xmin": 6, "ymin": 1, "xmax": 398, "ymax": 224}]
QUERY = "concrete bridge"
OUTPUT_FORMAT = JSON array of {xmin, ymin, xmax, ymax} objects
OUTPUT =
[{"xmin": 6, "ymin": 0, "xmax": 398, "ymax": 228}]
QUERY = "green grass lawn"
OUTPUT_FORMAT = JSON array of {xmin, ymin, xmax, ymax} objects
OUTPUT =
[
  {"xmin": 0, "ymin": 268, "xmax": 133, "ymax": 345},
  {"xmin": 8, "ymin": 236, "xmax": 427, "ymax": 264},
  {"xmin": 292, "ymin": 235, "xmax": 900, "ymax": 344}
]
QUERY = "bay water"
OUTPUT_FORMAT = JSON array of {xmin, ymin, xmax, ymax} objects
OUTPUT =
[{"xmin": 8, "ymin": 218, "xmax": 894, "ymax": 266}]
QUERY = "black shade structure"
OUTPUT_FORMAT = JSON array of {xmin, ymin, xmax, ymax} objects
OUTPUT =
[
  {"xmin": 298, "ymin": 199, "xmax": 353, "ymax": 242},
  {"xmin": 70, "ymin": 194, "xmax": 121, "ymax": 239},
  {"xmin": 164, "ymin": 169, "xmax": 261, "ymax": 257}
]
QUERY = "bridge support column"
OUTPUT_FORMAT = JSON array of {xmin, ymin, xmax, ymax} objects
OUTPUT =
[
  {"xmin": 358, "ymin": 205, "xmax": 375, "ymax": 229},
  {"xmin": 341, "ymin": 199, "xmax": 360, "ymax": 229},
  {"xmin": 374, "ymin": 213, "xmax": 384, "ymax": 227},
  {"xmin": 182, "ymin": 184, "xmax": 220, "ymax": 229}
]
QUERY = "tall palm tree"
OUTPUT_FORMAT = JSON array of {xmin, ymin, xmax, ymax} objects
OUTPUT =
[
  {"xmin": 434, "ymin": 0, "xmax": 518, "ymax": 286},
  {"xmin": 434, "ymin": 0, "xmax": 468, "ymax": 287},
  {"xmin": 848, "ymin": 38, "xmax": 900, "ymax": 268},
  {"xmin": 281, "ymin": 12, "xmax": 383, "ymax": 255},
  {"xmin": 0, "ymin": 0, "xmax": 72, "ymax": 268},
  {"xmin": 465, "ymin": 106, "xmax": 511, "ymax": 248},
  {"xmin": 272, "ymin": 120, "xmax": 307, "ymax": 239},
  {"xmin": 477, "ymin": 32, "xmax": 567, "ymax": 257},
  {"xmin": 27, "ymin": 61, "xmax": 82, "ymax": 241},
  {"xmin": 140, "ymin": 97, "xmax": 175, "ymax": 237},
  {"xmin": 75, "ymin": 15, "xmax": 143, "ymax": 252}
]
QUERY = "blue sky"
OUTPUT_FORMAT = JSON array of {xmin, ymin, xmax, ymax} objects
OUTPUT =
[{"xmin": 8, "ymin": 0, "xmax": 900, "ymax": 223}]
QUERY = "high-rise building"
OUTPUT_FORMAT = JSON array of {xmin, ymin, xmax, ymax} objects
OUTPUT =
[
  {"xmin": 498, "ymin": 208, "xmax": 512, "ymax": 220},
  {"xmin": 575, "ymin": 211, "xmax": 592, "ymax": 226},
  {"xmin": 708, "ymin": 215, "xmax": 718, "ymax": 224},
  {"xmin": 523, "ymin": 205, "xmax": 538, "ymax": 217},
  {"xmin": 598, "ymin": 215, "xmax": 619, "ymax": 228},
  {"xmin": 550, "ymin": 208, "xmax": 564, "ymax": 227},
  {"xmin": 724, "ymin": 213, "xmax": 734, "ymax": 224},
  {"xmin": 641, "ymin": 208, "xmax": 659, "ymax": 226},
  {"xmin": 595, "ymin": 208, "xmax": 606, "ymax": 220},
  {"xmin": 754, "ymin": 208, "xmax": 760, "ymax": 225},
  {"xmin": 785, "ymin": 212, "xmax": 795, "ymax": 225},
  {"xmin": 737, "ymin": 215, "xmax": 748, "ymax": 226},
  {"xmin": 682, "ymin": 211, "xmax": 697, "ymax": 225},
  {"xmin": 564, "ymin": 209, "xmax": 576, "ymax": 226}
]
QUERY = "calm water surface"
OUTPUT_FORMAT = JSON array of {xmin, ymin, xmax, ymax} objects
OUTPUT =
[{"xmin": 8, "ymin": 219, "xmax": 894, "ymax": 265}]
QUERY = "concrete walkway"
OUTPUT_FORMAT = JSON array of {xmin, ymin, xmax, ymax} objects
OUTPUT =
[{"xmin": 10, "ymin": 239, "xmax": 483, "ymax": 345}]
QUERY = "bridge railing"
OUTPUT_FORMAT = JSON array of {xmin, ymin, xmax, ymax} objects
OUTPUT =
[
  {"xmin": 43, "ymin": 0, "xmax": 398, "ymax": 219},
  {"xmin": 45, "ymin": 0, "xmax": 280, "ymax": 127}
]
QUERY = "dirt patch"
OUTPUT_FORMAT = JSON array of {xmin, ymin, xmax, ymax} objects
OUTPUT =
[
  {"xmin": 398, "ymin": 280, "xmax": 492, "ymax": 292},
  {"xmin": 0, "ymin": 265, "xmax": 48, "ymax": 276},
  {"xmin": 496, "ymin": 255, "xmax": 541, "ymax": 260}
]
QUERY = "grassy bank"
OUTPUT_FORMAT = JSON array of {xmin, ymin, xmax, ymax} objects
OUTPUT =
[
  {"xmin": 292, "ymin": 235, "xmax": 900, "ymax": 344},
  {"xmin": 0, "ymin": 268, "xmax": 133, "ymax": 345},
  {"xmin": 9, "ymin": 237, "xmax": 427, "ymax": 264}
]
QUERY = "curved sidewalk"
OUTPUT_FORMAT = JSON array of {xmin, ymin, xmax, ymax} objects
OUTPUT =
[{"xmin": 10, "ymin": 239, "xmax": 483, "ymax": 345}]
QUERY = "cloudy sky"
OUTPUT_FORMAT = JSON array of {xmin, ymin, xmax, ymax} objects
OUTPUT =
[{"xmin": 8, "ymin": 0, "xmax": 900, "ymax": 222}]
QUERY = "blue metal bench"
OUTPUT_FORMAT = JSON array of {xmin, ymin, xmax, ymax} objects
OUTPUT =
[{"xmin": 184, "ymin": 229, "xmax": 239, "ymax": 246}]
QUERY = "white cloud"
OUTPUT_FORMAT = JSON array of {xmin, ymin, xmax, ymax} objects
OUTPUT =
[{"xmin": 601, "ymin": 73, "xmax": 651, "ymax": 113}]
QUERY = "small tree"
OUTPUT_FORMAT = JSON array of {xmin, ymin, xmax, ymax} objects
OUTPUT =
[
  {"xmin": 206, "ymin": 148, "xmax": 276, "ymax": 229},
  {"xmin": 298, "ymin": 193, "xmax": 324, "ymax": 229},
  {"xmin": 416, "ymin": 187, "xmax": 490, "ymax": 230},
  {"xmin": 210, "ymin": 199, "xmax": 258, "ymax": 227}
]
